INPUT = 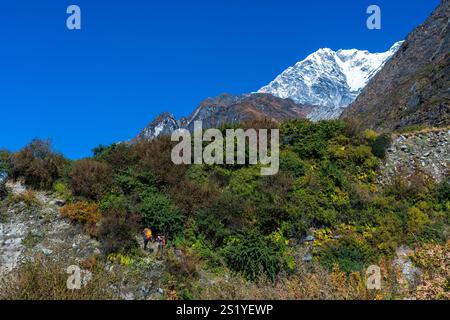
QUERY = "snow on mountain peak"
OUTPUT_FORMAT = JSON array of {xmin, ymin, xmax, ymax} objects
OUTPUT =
[{"xmin": 258, "ymin": 41, "xmax": 404, "ymax": 120}]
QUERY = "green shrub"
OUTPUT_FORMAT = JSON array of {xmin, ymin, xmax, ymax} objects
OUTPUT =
[
  {"xmin": 279, "ymin": 150, "xmax": 306, "ymax": 178},
  {"xmin": 281, "ymin": 120, "xmax": 345, "ymax": 159},
  {"xmin": 317, "ymin": 235, "xmax": 374, "ymax": 273},
  {"xmin": 53, "ymin": 181, "xmax": 72, "ymax": 200},
  {"xmin": 22, "ymin": 231, "xmax": 44, "ymax": 249},
  {"xmin": 223, "ymin": 230, "xmax": 284, "ymax": 281},
  {"xmin": 113, "ymin": 168, "xmax": 157, "ymax": 195},
  {"xmin": 362, "ymin": 129, "xmax": 379, "ymax": 142},
  {"xmin": 370, "ymin": 134, "xmax": 391, "ymax": 158},
  {"xmin": 435, "ymin": 179, "xmax": 450, "ymax": 207},
  {"xmin": 407, "ymin": 207, "xmax": 431, "ymax": 237},
  {"xmin": 139, "ymin": 191, "xmax": 184, "ymax": 237},
  {"xmin": 99, "ymin": 193, "xmax": 128, "ymax": 213},
  {"xmin": 196, "ymin": 210, "xmax": 230, "ymax": 248}
]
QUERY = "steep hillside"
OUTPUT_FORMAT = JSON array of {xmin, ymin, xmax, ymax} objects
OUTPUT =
[
  {"xmin": 342, "ymin": 0, "xmax": 450, "ymax": 132},
  {"xmin": 1, "ymin": 120, "xmax": 449, "ymax": 300}
]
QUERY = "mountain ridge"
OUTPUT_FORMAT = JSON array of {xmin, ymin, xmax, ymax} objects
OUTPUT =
[
  {"xmin": 342, "ymin": 0, "xmax": 449, "ymax": 132},
  {"xmin": 132, "ymin": 93, "xmax": 317, "ymax": 142}
]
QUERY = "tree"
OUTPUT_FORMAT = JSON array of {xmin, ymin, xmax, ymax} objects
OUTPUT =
[
  {"xmin": 70, "ymin": 159, "xmax": 113, "ymax": 200},
  {"xmin": 10, "ymin": 139, "xmax": 66, "ymax": 189}
]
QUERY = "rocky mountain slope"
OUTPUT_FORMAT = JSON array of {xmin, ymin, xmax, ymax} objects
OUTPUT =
[
  {"xmin": 378, "ymin": 127, "xmax": 449, "ymax": 185},
  {"xmin": 0, "ymin": 181, "xmax": 99, "ymax": 276},
  {"xmin": 259, "ymin": 42, "xmax": 403, "ymax": 120},
  {"xmin": 182, "ymin": 93, "xmax": 315, "ymax": 130},
  {"xmin": 0, "ymin": 181, "xmax": 166, "ymax": 300},
  {"xmin": 133, "ymin": 93, "xmax": 315, "ymax": 142},
  {"xmin": 342, "ymin": 0, "xmax": 450, "ymax": 132}
]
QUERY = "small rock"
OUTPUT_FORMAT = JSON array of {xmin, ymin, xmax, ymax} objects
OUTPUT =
[
  {"xmin": 55, "ymin": 199, "xmax": 66, "ymax": 207},
  {"xmin": 41, "ymin": 248, "xmax": 53, "ymax": 255},
  {"xmin": 121, "ymin": 292, "xmax": 135, "ymax": 300},
  {"xmin": 302, "ymin": 253, "xmax": 312, "ymax": 262}
]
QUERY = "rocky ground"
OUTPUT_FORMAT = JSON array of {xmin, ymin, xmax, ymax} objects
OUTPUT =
[
  {"xmin": 379, "ymin": 127, "xmax": 449, "ymax": 185},
  {"xmin": 0, "ymin": 181, "xmax": 166, "ymax": 299},
  {"xmin": 0, "ymin": 181, "xmax": 101, "ymax": 276}
]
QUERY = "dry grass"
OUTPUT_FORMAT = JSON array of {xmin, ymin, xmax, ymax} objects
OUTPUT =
[
  {"xmin": 0, "ymin": 254, "xmax": 116, "ymax": 300},
  {"xmin": 9, "ymin": 190, "xmax": 39, "ymax": 207},
  {"xmin": 191, "ymin": 260, "xmax": 412, "ymax": 300}
]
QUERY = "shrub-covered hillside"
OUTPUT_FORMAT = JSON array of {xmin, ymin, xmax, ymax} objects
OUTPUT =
[{"xmin": 0, "ymin": 120, "xmax": 448, "ymax": 300}]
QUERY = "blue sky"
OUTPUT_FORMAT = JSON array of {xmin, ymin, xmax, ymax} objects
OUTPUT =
[{"xmin": 0, "ymin": 0, "xmax": 441, "ymax": 158}]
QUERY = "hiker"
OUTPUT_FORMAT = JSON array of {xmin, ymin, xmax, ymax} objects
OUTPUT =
[
  {"xmin": 143, "ymin": 228, "xmax": 153, "ymax": 250},
  {"xmin": 157, "ymin": 234, "xmax": 167, "ymax": 257},
  {"xmin": 168, "ymin": 284, "xmax": 178, "ymax": 300}
]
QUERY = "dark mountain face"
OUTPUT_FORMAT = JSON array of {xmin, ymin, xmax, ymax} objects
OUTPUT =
[
  {"xmin": 183, "ymin": 93, "xmax": 315, "ymax": 130},
  {"xmin": 133, "ymin": 93, "xmax": 316, "ymax": 141},
  {"xmin": 342, "ymin": 0, "xmax": 450, "ymax": 132}
]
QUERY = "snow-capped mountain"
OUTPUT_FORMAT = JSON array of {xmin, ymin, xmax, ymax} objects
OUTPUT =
[
  {"xmin": 132, "ymin": 42, "xmax": 406, "ymax": 142},
  {"xmin": 258, "ymin": 41, "xmax": 404, "ymax": 120}
]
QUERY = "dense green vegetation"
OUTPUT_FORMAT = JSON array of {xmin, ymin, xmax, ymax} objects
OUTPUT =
[{"xmin": 1, "ymin": 119, "xmax": 448, "ymax": 299}]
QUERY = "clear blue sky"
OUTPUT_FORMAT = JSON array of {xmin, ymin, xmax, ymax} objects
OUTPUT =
[{"xmin": 0, "ymin": 0, "xmax": 441, "ymax": 158}]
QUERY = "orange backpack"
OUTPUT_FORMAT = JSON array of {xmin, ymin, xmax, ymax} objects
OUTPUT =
[{"xmin": 144, "ymin": 228, "xmax": 152, "ymax": 241}]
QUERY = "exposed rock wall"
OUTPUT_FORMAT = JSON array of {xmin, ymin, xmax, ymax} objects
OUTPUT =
[
  {"xmin": 379, "ymin": 128, "xmax": 449, "ymax": 185},
  {"xmin": 0, "ymin": 181, "xmax": 101, "ymax": 276}
]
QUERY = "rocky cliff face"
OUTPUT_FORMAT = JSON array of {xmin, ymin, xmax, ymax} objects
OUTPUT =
[
  {"xmin": 0, "ymin": 181, "xmax": 100, "ymax": 276},
  {"xmin": 133, "ymin": 112, "xmax": 180, "ymax": 142},
  {"xmin": 342, "ymin": 0, "xmax": 450, "ymax": 132},
  {"xmin": 379, "ymin": 127, "xmax": 449, "ymax": 185},
  {"xmin": 183, "ymin": 93, "xmax": 315, "ymax": 131}
]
